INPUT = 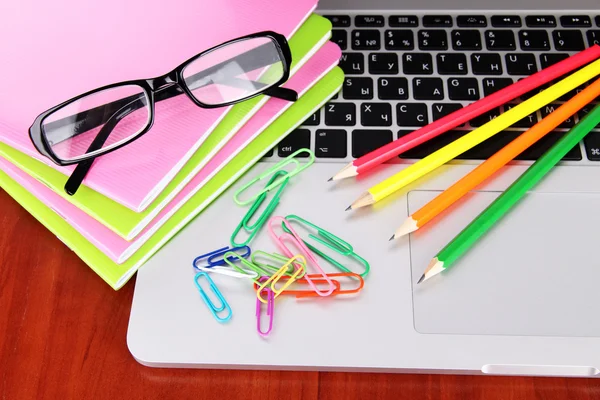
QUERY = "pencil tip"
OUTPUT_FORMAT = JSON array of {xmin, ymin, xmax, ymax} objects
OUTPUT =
[
  {"xmin": 327, "ymin": 177, "xmax": 333, "ymax": 182},
  {"xmin": 417, "ymin": 274, "xmax": 425, "ymax": 284},
  {"xmin": 389, "ymin": 234, "xmax": 395, "ymax": 241},
  {"xmin": 345, "ymin": 205, "xmax": 352, "ymax": 212}
]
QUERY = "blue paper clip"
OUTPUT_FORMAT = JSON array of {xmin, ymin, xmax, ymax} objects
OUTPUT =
[
  {"xmin": 192, "ymin": 245, "xmax": 251, "ymax": 269},
  {"xmin": 194, "ymin": 272, "xmax": 232, "ymax": 323}
]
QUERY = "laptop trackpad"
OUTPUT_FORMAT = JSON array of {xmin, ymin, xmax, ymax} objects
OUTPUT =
[{"xmin": 409, "ymin": 190, "xmax": 600, "ymax": 337}]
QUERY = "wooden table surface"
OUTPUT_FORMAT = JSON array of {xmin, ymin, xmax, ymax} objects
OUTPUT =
[{"xmin": 1, "ymin": 188, "xmax": 600, "ymax": 400}]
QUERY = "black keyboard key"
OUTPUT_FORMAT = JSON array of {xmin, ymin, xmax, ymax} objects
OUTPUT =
[
  {"xmin": 403, "ymin": 53, "xmax": 434, "ymax": 75},
  {"xmin": 585, "ymin": 131, "xmax": 600, "ymax": 160},
  {"xmin": 389, "ymin": 15, "xmax": 419, "ymax": 27},
  {"xmin": 355, "ymin": 15, "xmax": 385, "ymax": 27},
  {"xmin": 519, "ymin": 30, "xmax": 550, "ymax": 50},
  {"xmin": 278, "ymin": 129, "xmax": 310, "ymax": 157},
  {"xmin": 342, "ymin": 77, "xmax": 374, "ymax": 100},
  {"xmin": 485, "ymin": 30, "xmax": 516, "ymax": 50},
  {"xmin": 331, "ymin": 30, "xmax": 347, "ymax": 50},
  {"xmin": 457, "ymin": 15, "xmax": 487, "ymax": 27},
  {"xmin": 588, "ymin": 30, "xmax": 600, "ymax": 47},
  {"xmin": 469, "ymin": 107, "xmax": 502, "ymax": 127},
  {"xmin": 264, "ymin": 147, "xmax": 274, "ymax": 157},
  {"xmin": 339, "ymin": 53, "xmax": 365, "ymax": 75},
  {"xmin": 519, "ymin": 80, "xmax": 548, "ymax": 101},
  {"xmin": 491, "ymin": 15, "xmax": 522, "ymax": 28},
  {"xmin": 385, "ymin": 30, "xmax": 415, "ymax": 50},
  {"xmin": 302, "ymin": 111, "xmax": 320, "ymax": 126},
  {"xmin": 324, "ymin": 15, "xmax": 350, "ymax": 27},
  {"xmin": 325, "ymin": 103, "xmax": 356, "ymax": 126},
  {"xmin": 452, "ymin": 30, "xmax": 482, "ymax": 50},
  {"xmin": 361, "ymin": 103, "xmax": 393, "ymax": 127},
  {"xmin": 413, "ymin": 78, "xmax": 444, "ymax": 100},
  {"xmin": 423, "ymin": 15, "xmax": 453, "ymax": 27},
  {"xmin": 432, "ymin": 103, "xmax": 465, "ymax": 127},
  {"xmin": 437, "ymin": 53, "xmax": 468, "ymax": 75},
  {"xmin": 526, "ymin": 16, "xmax": 557, "ymax": 28},
  {"xmin": 482, "ymin": 78, "xmax": 514, "ymax": 96},
  {"xmin": 471, "ymin": 53, "xmax": 503, "ymax": 75},
  {"xmin": 378, "ymin": 77, "xmax": 409, "ymax": 100},
  {"xmin": 540, "ymin": 104, "xmax": 576, "ymax": 128},
  {"xmin": 400, "ymin": 130, "xmax": 467, "ymax": 159},
  {"xmin": 505, "ymin": 104, "xmax": 539, "ymax": 127},
  {"xmin": 448, "ymin": 78, "xmax": 480, "ymax": 101},
  {"xmin": 560, "ymin": 16, "xmax": 592, "ymax": 28},
  {"xmin": 368, "ymin": 53, "xmax": 399, "ymax": 74},
  {"xmin": 506, "ymin": 53, "xmax": 538, "ymax": 75},
  {"xmin": 352, "ymin": 130, "xmax": 394, "ymax": 158},
  {"xmin": 418, "ymin": 30, "xmax": 448, "ymax": 50},
  {"xmin": 457, "ymin": 131, "xmax": 523, "ymax": 160},
  {"xmin": 553, "ymin": 30, "xmax": 585, "ymax": 51},
  {"xmin": 397, "ymin": 103, "xmax": 428, "ymax": 127},
  {"xmin": 597, "ymin": 16, "xmax": 600, "ymax": 27},
  {"xmin": 315, "ymin": 129, "xmax": 347, "ymax": 158},
  {"xmin": 517, "ymin": 131, "xmax": 582, "ymax": 161},
  {"xmin": 540, "ymin": 53, "xmax": 569, "ymax": 69},
  {"xmin": 352, "ymin": 30, "xmax": 381, "ymax": 50}
]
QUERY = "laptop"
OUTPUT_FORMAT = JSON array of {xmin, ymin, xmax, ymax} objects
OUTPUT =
[{"xmin": 128, "ymin": 0, "xmax": 600, "ymax": 376}]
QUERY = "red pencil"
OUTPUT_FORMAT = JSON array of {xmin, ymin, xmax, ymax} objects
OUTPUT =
[{"xmin": 329, "ymin": 44, "xmax": 600, "ymax": 181}]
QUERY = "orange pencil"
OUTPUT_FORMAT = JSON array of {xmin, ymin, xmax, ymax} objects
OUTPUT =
[{"xmin": 392, "ymin": 76, "xmax": 600, "ymax": 240}]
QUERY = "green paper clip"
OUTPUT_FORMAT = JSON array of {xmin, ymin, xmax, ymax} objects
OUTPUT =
[
  {"xmin": 251, "ymin": 250, "xmax": 306, "ymax": 279},
  {"xmin": 223, "ymin": 251, "xmax": 277, "ymax": 284},
  {"xmin": 283, "ymin": 215, "xmax": 370, "ymax": 277},
  {"xmin": 233, "ymin": 148, "xmax": 315, "ymax": 206},
  {"xmin": 230, "ymin": 170, "xmax": 289, "ymax": 247}
]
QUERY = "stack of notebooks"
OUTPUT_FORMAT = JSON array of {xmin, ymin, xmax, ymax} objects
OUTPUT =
[{"xmin": 0, "ymin": 0, "xmax": 343, "ymax": 289}]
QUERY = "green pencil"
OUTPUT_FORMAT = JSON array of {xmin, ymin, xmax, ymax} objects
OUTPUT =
[{"xmin": 419, "ymin": 103, "xmax": 600, "ymax": 284}]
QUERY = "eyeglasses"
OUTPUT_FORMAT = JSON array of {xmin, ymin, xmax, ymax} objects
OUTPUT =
[{"xmin": 28, "ymin": 31, "xmax": 297, "ymax": 196}]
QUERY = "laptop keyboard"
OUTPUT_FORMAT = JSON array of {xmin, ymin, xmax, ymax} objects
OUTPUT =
[{"xmin": 264, "ymin": 12, "xmax": 600, "ymax": 164}]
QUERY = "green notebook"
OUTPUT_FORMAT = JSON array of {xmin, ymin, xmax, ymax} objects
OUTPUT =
[
  {"xmin": 0, "ymin": 14, "xmax": 332, "ymax": 240},
  {"xmin": 0, "ymin": 67, "xmax": 344, "ymax": 290}
]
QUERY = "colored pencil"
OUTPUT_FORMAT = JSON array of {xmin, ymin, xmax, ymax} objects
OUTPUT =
[
  {"xmin": 348, "ymin": 58, "xmax": 600, "ymax": 211},
  {"xmin": 330, "ymin": 45, "xmax": 600, "ymax": 182},
  {"xmin": 419, "ymin": 103, "xmax": 600, "ymax": 284},
  {"xmin": 393, "ymin": 77, "xmax": 600, "ymax": 239}
]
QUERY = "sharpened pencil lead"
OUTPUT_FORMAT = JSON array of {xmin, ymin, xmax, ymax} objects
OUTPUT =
[
  {"xmin": 345, "ymin": 205, "xmax": 352, "ymax": 212},
  {"xmin": 389, "ymin": 234, "xmax": 395, "ymax": 241},
  {"xmin": 417, "ymin": 274, "xmax": 425, "ymax": 284},
  {"xmin": 327, "ymin": 177, "xmax": 333, "ymax": 182}
]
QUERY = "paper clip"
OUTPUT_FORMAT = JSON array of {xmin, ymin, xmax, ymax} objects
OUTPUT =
[
  {"xmin": 256, "ymin": 254, "xmax": 306, "ymax": 303},
  {"xmin": 283, "ymin": 215, "xmax": 370, "ymax": 277},
  {"xmin": 251, "ymin": 250, "xmax": 305, "ymax": 278},
  {"xmin": 194, "ymin": 272, "xmax": 232, "ymax": 323},
  {"xmin": 268, "ymin": 216, "xmax": 336, "ymax": 297},
  {"xmin": 230, "ymin": 170, "xmax": 289, "ymax": 247},
  {"xmin": 233, "ymin": 149, "xmax": 315, "ymax": 206},
  {"xmin": 223, "ymin": 251, "xmax": 274, "ymax": 284},
  {"xmin": 254, "ymin": 276, "xmax": 341, "ymax": 298},
  {"xmin": 256, "ymin": 288, "xmax": 274, "ymax": 337},
  {"xmin": 193, "ymin": 245, "xmax": 251, "ymax": 269}
]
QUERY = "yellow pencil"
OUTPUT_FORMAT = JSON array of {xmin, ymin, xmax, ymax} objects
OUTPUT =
[{"xmin": 348, "ymin": 58, "xmax": 600, "ymax": 210}]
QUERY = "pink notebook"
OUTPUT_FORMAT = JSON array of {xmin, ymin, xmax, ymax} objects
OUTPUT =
[
  {"xmin": 0, "ymin": 43, "xmax": 341, "ymax": 263},
  {"xmin": 0, "ymin": 0, "xmax": 317, "ymax": 211}
]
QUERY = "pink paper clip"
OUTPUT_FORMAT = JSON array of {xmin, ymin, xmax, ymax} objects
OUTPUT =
[
  {"xmin": 268, "ymin": 216, "xmax": 336, "ymax": 296},
  {"xmin": 256, "ymin": 288, "xmax": 274, "ymax": 337}
]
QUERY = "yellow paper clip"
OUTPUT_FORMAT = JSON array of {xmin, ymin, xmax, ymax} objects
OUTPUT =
[{"xmin": 256, "ymin": 255, "xmax": 306, "ymax": 303}]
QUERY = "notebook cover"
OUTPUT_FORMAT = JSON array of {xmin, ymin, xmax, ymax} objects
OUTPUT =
[
  {"xmin": 1, "ymin": 42, "xmax": 341, "ymax": 264},
  {"xmin": 0, "ymin": 0, "xmax": 318, "ymax": 211},
  {"xmin": 0, "ymin": 67, "xmax": 344, "ymax": 290}
]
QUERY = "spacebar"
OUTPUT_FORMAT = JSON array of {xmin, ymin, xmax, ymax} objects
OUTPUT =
[{"xmin": 456, "ymin": 131, "xmax": 523, "ymax": 160}]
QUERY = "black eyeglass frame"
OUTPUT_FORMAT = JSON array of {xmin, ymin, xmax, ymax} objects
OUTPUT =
[{"xmin": 28, "ymin": 30, "xmax": 294, "ymax": 167}]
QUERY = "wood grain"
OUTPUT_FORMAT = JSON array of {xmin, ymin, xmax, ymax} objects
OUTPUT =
[{"xmin": 2, "ymin": 187, "xmax": 600, "ymax": 400}]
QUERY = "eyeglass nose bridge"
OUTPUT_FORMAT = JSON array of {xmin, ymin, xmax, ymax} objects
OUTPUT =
[{"xmin": 148, "ymin": 71, "xmax": 180, "ymax": 91}]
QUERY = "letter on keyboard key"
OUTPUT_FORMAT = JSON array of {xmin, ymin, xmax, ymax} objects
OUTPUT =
[
  {"xmin": 278, "ymin": 129, "xmax": 311, "ymax": 157},
  {"xmin": 339, "ymin": 53, "xmax": 365, "ymax": 75},
  {"xmin": 343, "ymin": 77, "xmax": 373, "ymax": 100},
  {"xmin": 432, "ymin": 103, "xmax": 465, "ymax": 126},
  {"xmin": 448, "ymin": 78, "xmax": 480, "ymax": 101},
  {"xmin": 397, "ymin": 103, "xmax": 428, "ymax": 127},
  {"xmin": 413, "ymin": 78, "xmax": 444, "ymax": 100},
  {"xmin": 403, "ymin": 53, "xmax": 434, "ymax": 75},
  {"xmin": 452, "ymin": 30, "xmax": 482, "ymax": 50},
  {"xmin": 418, "ymin": 30, "xmax": 448, "ymax": 50},
  {"xmin": 471, "ymin": 53, "xmax": 503, "ymax": 75},
  {"xmin": 541, "ymin": 104, "xmax": 576, "ymax": 128},
  {"xmin": 482, "ymin": 78, "xmax": 514, "ymax": 96},
  {"xmin": 369, "ymin": 53, "xmax": 399, "ymax": 75},
  {"xmin": 361, "ymin": 103, "xmax": 393, "ymax": 127},
  {"xmin": 315, "ymin": 129, "xmax": 347, "ymax": 158},
  {"xmin": 352, "ymin": 130, "xmax": 394, "ymax": 158},
  {"xmin": 553, "ymin": 30, "xmax": 585, "ymax": 51},
  {"xmin": 385, "ymin": 30, "xmax": 415, "ymax": 50},
  {"xmin": 352, "ymin": 30, "xmax": 381, "ymax": 50},
  {"xmin": 505, "ymin": 104, "xmax": 539, "ymax": 127},
  {"xmin": 437, "ymin": 53, "xmax": 468, "ymax": 75},
  {"xmin": 325, "ymin": 103, "xmax": 356, "ymax": 126},
  {"xmin": 378, "ymin": 78, "xmax": 409, "ymax": 100},
  {"xmin": 506, "ymin": 53, "xmax": 538, "ymax": 75},
  {"xmin": 469, "ymin": 107, "xmax": 502, "ymax": 127}
]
